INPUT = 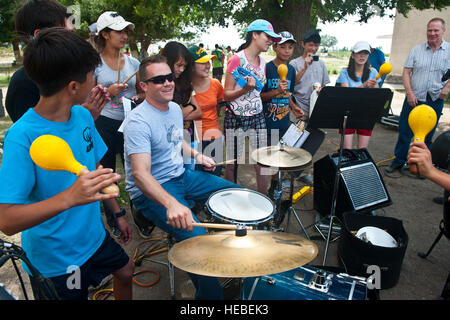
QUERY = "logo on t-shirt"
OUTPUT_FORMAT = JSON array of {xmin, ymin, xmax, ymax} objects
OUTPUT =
[{"xmin": 83, "ymin": 127, "xmax": 94, "ymax": 153}]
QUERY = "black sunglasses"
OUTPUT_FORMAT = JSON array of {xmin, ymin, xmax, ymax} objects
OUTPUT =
[{"xmin": 142, "ymin": 73, "xmax": 174, "ymax": 84}]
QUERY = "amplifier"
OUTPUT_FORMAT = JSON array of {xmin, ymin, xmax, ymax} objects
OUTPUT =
[
  {"xmin": 243, "ymin": 265, "xmax": 368, "ymax": 300},
  {"xmin": 314, "ymin": 148, "xmax": 391, "ymax": 218}
]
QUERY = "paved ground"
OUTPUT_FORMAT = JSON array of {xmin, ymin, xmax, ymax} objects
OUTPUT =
[{"xmin": 0, "ymin": 77, "xmax": 449, "ymax": 301}]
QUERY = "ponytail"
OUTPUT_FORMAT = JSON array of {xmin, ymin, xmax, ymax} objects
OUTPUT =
[{"xmin": 238, "ymin": 31, "xmax": 262, "ymax": 52}]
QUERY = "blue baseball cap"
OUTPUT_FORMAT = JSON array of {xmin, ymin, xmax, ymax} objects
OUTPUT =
[{"xmin": 246, "ymin": 19, "xmax": 281, "ymax": 42}]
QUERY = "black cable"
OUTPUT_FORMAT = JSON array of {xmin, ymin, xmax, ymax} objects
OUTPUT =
[
  {"xmin": 1, "ymin": 239, "xmax": 59, "ymax": 300},
  {"xmin": 11, "ymin": 258, "xmax": 28, "ymax": 300}
]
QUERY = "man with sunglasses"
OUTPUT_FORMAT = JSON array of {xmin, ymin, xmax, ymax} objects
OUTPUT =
[{"xmin": 122, "ymin": 55, "xmax": 240, "ymax": 300}]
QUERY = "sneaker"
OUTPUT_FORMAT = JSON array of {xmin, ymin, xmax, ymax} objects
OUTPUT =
[
  {"xmin": 136, "ymin": 223, "xmax": 154, "ymax": 239},
  {"xmin": 402, "ymin": 165, "xmax": 426, "ymax": 179},
  {"xmin": 385, "ymin": 163, "xmax": 403, "ymax": 174}
]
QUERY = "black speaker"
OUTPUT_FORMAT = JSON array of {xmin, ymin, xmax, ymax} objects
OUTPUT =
[{"xmin": 314, "ymin": 149, "xmax": 392, "ymax": 218}]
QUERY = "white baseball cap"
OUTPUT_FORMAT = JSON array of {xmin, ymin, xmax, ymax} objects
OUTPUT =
[
  {"xmin": 96, "ymin": 11, "xmax": 135, "ymax": 34},
  {"xmin": 352, "ymin": 41, "xmax": 371, "ymax": 53}
]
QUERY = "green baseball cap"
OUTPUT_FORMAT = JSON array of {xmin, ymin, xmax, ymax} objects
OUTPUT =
[{"xmin": 188, "ymin": 46, "xmax": 217, "ymax": 63}]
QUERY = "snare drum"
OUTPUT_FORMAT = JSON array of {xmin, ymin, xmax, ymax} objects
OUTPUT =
[{"xmin": 206, "ymin": 188, "xmax": 274, "ymax": 226}]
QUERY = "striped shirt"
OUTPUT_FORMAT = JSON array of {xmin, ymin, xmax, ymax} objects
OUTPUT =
[{"xmin": 404, "ymin": 40, "xmax": 450, "ymax": 102}]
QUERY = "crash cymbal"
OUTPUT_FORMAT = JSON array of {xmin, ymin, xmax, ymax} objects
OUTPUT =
[
  {"xmin": 251, "ymin": 145, "xmax": 312, "ymax": 170},
  {"xmin": 168, "ymin": 230, "xmax": 318, "ymax": 278}
]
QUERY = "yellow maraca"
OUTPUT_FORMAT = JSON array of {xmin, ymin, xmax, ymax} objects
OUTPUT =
[
  {"xmin": 277, "ymin": 64, "xmax": 289, "ymax": 96},
  {"xmin": 376, "ymin": 62, "xmax": 392, "ymax": 80},
  {"xmin": 408, "ymin": 104, "xmax": 437, "ymax": 175},
  {"xmin": 29, "ymin": 135, "xmax": 119, "ymax": 194},
  {"xmin": 277, "ymin": 63, "xmax": 288, "ymax": 80}
]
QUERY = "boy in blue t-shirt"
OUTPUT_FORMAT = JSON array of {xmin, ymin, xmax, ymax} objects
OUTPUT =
[
  {"xmin": 261, "ymin": 31, "xmax": 304, "ymax": 198},
  {"xmin": 0, "ymin": 28, "xmax": 133, "ymax": 300}
]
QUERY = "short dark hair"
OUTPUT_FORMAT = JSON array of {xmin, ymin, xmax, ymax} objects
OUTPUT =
[
  {"xmin": 15, "ymin": 0, "xmax": 68, "ymax": 44},
  {"xmin": 139, "ymin": 55, "xmax": 168, "ymax": 81},
  {"xmin": 24, "ymin": 27, "xmax": 101, "ymax": 97}
]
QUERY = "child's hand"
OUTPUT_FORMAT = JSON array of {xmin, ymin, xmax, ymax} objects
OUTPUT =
[
  {"xmin": 64, "ymin": 166, "xmax": 121, "ymax": 208},
  {"xmin": 243, "ymin": 76, "xmax": 256, "ymax": 92},
  {"xmin": 278, "ymin": 79, "xmax": 288, "ymax": 94},
  {"xmin": 108, "ymin": 83, "xmax": 128, "ymax": 97},
  {"xmin": 83, "ymin": 85, "xmax": 110, "ymax": 120}
]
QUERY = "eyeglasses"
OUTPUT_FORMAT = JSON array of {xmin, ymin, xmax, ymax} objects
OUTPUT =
[
  {"xmin": 142, "ymin": 73, "xmax": 174, "ymax": 84},
  {"xmin": 110, "ymin": 12, "xmax": 120, "ymax": 18}
]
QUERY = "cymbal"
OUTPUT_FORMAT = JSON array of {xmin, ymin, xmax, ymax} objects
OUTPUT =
[
  {"xmin": 168, "ymin": 230, "xmax": 318, "ymax": 278},
  {"xmin": 251, "ymin": 145, "xmax": 312, "ymax": 170}
]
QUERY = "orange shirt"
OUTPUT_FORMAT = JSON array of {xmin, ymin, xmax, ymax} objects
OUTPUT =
[{"xmin": 194, "ymin": 78, "xmax": 224, "ymax": 140}]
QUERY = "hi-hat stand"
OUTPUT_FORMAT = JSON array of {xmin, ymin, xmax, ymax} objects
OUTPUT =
[{"xmin": 273, "ymin": 167, "xmax": 310, "ymax": 239}]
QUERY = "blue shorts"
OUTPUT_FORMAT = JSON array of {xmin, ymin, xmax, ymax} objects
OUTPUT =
[{"xmin": 29, "ymin": 230, "xmax": 130, "ymax": 300}]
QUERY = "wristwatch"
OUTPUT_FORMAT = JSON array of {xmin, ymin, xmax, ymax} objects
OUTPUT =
[{"xmin": 112, "ymin": 207, "xmax": 126, "ymax": 220}]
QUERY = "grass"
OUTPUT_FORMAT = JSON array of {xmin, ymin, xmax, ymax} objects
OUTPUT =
[{"xmin": 0, "ymin": 76, "xmax": 11, "ymax": 87}]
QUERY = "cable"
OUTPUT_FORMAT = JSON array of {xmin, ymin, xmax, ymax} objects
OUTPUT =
[
  {"xmin": 1, "ymin": 239, "xmax": 59, "ymax": 300},
  {"xmin": 91, "ymin": 237, "xmax": 169, "ymax": 299}
]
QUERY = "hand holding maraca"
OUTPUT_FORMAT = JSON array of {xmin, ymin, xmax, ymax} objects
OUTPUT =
[
  {"xmin": 29, "ymin": 135, "xmax": 121, "ymax": 206},
  {"xmin": 277, "ymin": 64, "xmax": 289, "ymax": 96},
  {"xmin": 408, "ymin": 104, "xmax": 437, "ymax": 175},
  {"xmin": 64, "ymin": 166, "xmax": 121, "ymax": 208}
]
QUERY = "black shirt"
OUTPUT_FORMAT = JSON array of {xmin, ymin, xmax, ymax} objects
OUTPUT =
[{"xmin": 5, "ymin": 67, "xmax": 40, "ymax": 123}]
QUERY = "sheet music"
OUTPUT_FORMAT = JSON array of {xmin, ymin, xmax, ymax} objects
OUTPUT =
[{"xmin": 117, "ymin": 97, "xmax": 132, "ymax": 133}]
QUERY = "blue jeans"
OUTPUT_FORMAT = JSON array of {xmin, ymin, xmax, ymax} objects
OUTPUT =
[
  {"xmin": 392, "ymin": 95, "xmax": 444, "ymax": 166},
  {"xmin": 131, "ymin": 169, "xmax": 240, "ymax": 300}
]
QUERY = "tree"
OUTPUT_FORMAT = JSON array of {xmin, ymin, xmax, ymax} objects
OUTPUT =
[
  {"xmin": 230, "ymin": 0, "xmax": 449, "ymax": 58},
  {"xmin": 60, "ymin": 0, "xmax": 235, "ymax": 59},
  {"xmin": 320, "ymin": 34, "xmax": 338, "ymax": 52},
  {"xmin": 0, "ymin": 0, "xmax": 26, "ymax": 63}
]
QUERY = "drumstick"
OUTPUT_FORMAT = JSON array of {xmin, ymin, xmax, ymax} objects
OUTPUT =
[
  {"xmin": 117, "ymin": 50, "xmax": 122, "ymax": 84},
  {"xmin": 122, "ymin": 70, "xmax": 139, "ymax": 85},
  {"xmin": 192, "ymin": 222, "xmax": 253, "ymax": 230},
  {"xmin": 166, "ymin": 221, "xmax": 252, "ymax": 230},
  {"xmin": 215, "ymin": 159, "xmax": 237, "ymax": 166}
]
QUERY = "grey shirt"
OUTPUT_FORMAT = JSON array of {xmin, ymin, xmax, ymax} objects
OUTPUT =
[
  {"xmin": 123, "ymin": 100, "xmax": 185, "ymax": 200},
  {"xmin": 289, "ymin": 57, "xmax": 330, "ymax": 112},
  {"xmin": 94, "ymin": 54, "xmax": 140, "ymax": 121},
  {"xmin": 404, "ymin": 40, "xmax": 449, "ymax": 102}
]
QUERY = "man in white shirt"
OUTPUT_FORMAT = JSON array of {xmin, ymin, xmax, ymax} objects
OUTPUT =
[{"xmin": 387, "ymin": 18, "xmax": 449, "ymax": 174}]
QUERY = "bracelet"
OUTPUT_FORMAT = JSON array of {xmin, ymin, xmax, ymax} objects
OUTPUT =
[{"xmin": 112, "ymin": 207, "xmax": 126, "ymax": 220}]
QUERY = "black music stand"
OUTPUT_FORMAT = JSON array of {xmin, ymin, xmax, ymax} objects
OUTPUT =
[{"xmin": 308, "ymin": 86, "xmax": 393, "ymax": 266}]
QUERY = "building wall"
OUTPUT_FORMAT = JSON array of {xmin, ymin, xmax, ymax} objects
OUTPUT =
[{"xmin": 389, "ymin": 7, "xmax": 450, "ymax": 78}]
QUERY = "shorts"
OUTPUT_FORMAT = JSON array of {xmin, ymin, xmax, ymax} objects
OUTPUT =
[
  {"xmin": 339, "ymin": 128, "xmax": 372, "ymax": 136},
  {"xmin": 224, "ymin": 110, "xmax": 267, "ymax": 161},
  {"xmin": 29, "ymin": 231, "xmax": 130, "ymax": 300}
]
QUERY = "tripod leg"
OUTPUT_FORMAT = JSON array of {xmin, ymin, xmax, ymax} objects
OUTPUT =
[
  {"xmin": 418, "ymin": 230, "xmax": 444, "ymax": 259},
  {"xmin": 322, "ymin": 215, "xmax": 336, "ymax": 266},
  {"xmin": 290, "ymin": 207, "xmax": 310, "ymax": 239}
]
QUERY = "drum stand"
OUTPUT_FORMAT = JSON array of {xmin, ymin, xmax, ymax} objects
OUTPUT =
[{"xmin": 273, "ymin": 169, "xmax": 310, "ymax": 239}]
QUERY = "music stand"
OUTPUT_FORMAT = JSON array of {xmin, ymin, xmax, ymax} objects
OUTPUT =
[{"xmin": 308, "ymin": 86, "xmax": 393, "ymax": 266}]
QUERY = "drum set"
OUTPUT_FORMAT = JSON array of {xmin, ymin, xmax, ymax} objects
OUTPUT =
[{"xmin": 168, "ymin": 142, "xmax": 331, "ymax": 299}]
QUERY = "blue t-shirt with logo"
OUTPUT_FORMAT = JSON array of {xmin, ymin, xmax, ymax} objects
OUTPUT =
[
  {"xmin": 262, "ymin": 61, "xmax": 296, "ymax": 132},
  {"xmin": 0, "ymin": 106, "xmax": 107, "ymax": 277}
]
